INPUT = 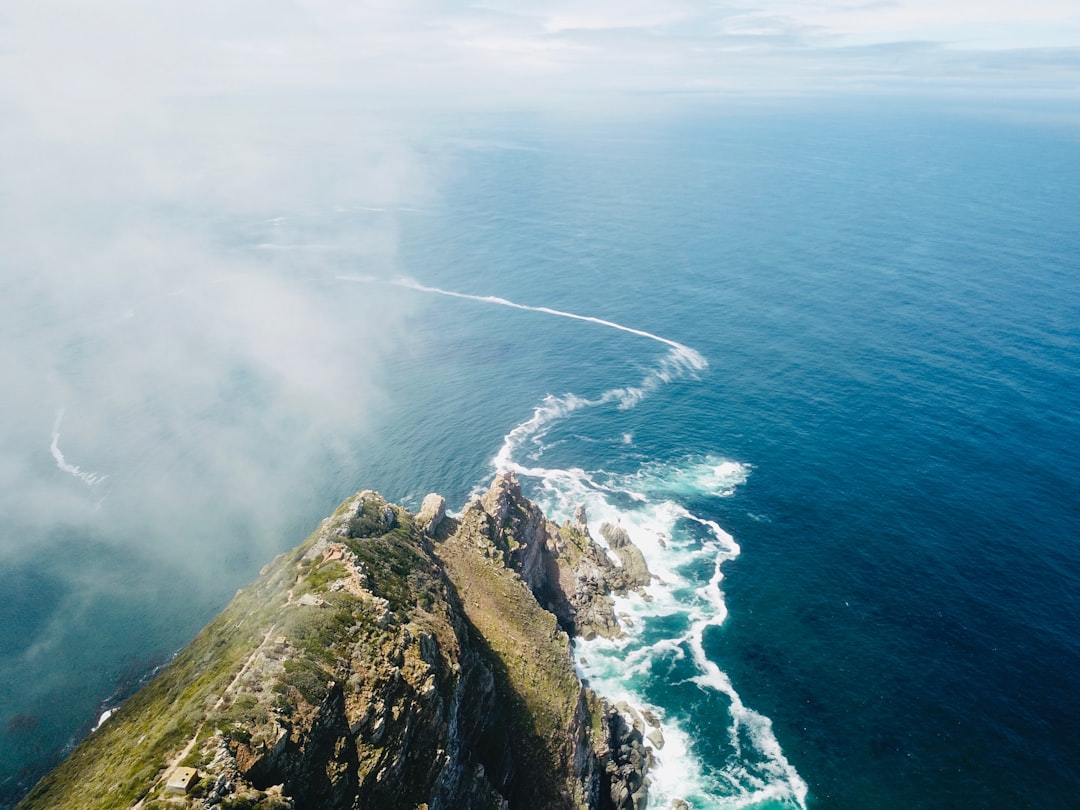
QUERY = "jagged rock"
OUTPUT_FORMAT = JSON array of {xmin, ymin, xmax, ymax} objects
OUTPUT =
[
  {"xmin": 616, "ymin": 545, "xmax": 651, "ymax": 588},
  {"xmin": 573, "ymin": 504, "xmax": 589, "ymax": 533},
  {"xmin": 417, "ymin": 493, "xmax": 447, "ymax": 537},
  {"xmin": 471, "ymin": 473, "xmax": 613, "ymax": 641},
  {"xmin": 479, "ymin": 471, "xmax": 551, "ymax": 592},
  {"xmin": 601, "ymin": 704, "xmax": 649, "ymax": 810},
  {"xmin": 599, "ymin": 522, "xmax": 631, "ymax": 549},
  {"xmin": 17, "ymin": 477, "xmax": 647, "ymax": 810},
  {"xmin": 381, "ymin": 504, "xmax": 397, "ymax": 529},
  {"xmin": 615, "ymin": 702, "xmax": 643, "ymax": 736},
  {"xmin": 598, "ymin": 523, "xmax": 652, "ymax": 590}
]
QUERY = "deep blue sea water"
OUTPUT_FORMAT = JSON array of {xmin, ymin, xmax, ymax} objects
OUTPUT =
[{"xmin": 2, "ymin": 102, "xmax": 1079, "ymax": 808}]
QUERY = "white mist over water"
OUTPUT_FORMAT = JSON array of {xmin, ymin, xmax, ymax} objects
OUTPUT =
[{"xmin": 0, "ymin": 98, "xmax": 442, "ymax": 803}]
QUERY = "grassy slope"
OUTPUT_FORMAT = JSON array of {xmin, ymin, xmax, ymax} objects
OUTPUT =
[
  {"xmin": 435, "ymin": 506, "xmax": 591, "ymax": 809},
  {"xmin": 15, "ymin": 517, "xmax": 319, "ymax": 810},
  {"xmin": 18, "ymin": 490, "xmax": 598, "ymax": 810},
  {"xmin": 17, "ymin": 548, "xmax": 304, "ymax": 807}
]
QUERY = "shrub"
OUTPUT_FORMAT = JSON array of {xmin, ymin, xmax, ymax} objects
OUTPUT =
[{"xmin": 279, "ymin": 659, "xmax": 332, "ymax": 705}]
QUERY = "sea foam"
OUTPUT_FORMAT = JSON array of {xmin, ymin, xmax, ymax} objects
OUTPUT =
[
  {"xmin": 546, "ymin": 461, "xmax": 806, "ymax": 808},
  {"xmin": 345, "ymin": 275, "xmax": 807, "ymax": 807},
  {"xmin": 476, "ymin": 326, "xmax": 803, "ymax": 804}
]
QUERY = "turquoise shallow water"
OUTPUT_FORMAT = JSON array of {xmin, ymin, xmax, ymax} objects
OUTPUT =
[{"xmin": 2, "ymin": 103, "xmax": 1079, "ymax": 808}]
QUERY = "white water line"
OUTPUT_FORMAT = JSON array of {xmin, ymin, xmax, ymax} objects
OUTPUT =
[
  {"xmin": 50, "ymin": 410, "xmax": 107, "ymax": 486},
  {"xmin": 336, "ymin": 275, "xmax": 708, "ymax": 370}
]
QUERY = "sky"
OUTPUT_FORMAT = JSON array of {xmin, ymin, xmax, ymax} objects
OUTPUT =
[{"xmin": 2, "ymin": 0, "xmax": 1080, "ymax": 117}]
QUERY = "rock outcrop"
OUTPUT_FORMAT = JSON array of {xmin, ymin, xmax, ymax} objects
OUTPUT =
[
  {"xmin": 473, "ymin": 471, "xmax": 654, "ymax": 642},
  {"xmin": 17, "ymin": 475, "xmax": 654, "ymax": 810},
  {"xmin": 598, "ymin": 523, "xmax": 653, "ymax": 591}
]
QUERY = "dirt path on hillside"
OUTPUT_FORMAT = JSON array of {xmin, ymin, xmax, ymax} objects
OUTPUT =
[{"xmin": 131, "ymin": 588, "xmax": 295, "ymax": 808}]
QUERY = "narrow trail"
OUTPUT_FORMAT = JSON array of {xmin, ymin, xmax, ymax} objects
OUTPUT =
[{"xmin": 131, "ymin": 587, "xmax": 296, "ymax": 808}]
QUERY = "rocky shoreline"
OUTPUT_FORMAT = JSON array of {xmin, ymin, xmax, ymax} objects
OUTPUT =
[{"xmin": 17, "ymin": 473, "xmax": 658, "ymax": 810}]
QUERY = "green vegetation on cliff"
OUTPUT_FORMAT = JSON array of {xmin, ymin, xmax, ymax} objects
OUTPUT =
[
  {"xmin": 18, "ymin": 524, "xmax": 311, "ymax": 810},
  {"xmin": 435, "ymin": 502, "xmax": 593, "ymax": 808},
  {"xmin": 17, "ymin": 477, "xmax": 647, "ymax": 810}
]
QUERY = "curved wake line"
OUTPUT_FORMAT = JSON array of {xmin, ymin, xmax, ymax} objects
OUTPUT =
[
  {"xmin": 51, "ymin": 410, "xmax": 107, "ymax": 487},
  {"xmin": 336, "ymin": 275, "xmax": 708, "ymax": 371}
]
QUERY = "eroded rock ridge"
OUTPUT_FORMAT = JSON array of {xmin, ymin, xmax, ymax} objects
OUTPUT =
[{"xmin": 18, "ymin": 473, "xmax": 653, "ymax": 810}]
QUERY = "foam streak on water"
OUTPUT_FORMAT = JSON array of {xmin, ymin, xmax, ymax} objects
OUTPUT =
[
  {"xmin": 388, "ymin": 276, "xmax": 709, "ymax": 368},
  {"xmin": 50, "ymin": 410, "xmax": 108, "ymax": 487},
  {"xmin": 336, "ymin": 274, "xmax": 708, "ymax": 374}
]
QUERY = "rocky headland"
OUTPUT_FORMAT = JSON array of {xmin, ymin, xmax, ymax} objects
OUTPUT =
[{"xmin": 17, "ymin": 473, "xmax": 656, "ymax": 810}]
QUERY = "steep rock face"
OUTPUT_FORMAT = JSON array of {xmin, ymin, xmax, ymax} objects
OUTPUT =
[
  {"xmin": 477, "ymin": 472, "xmax": 654, "ymax": 642},
  {"xmin": 434, "ymin": 498, "xmax": 596, "ymax": 809},
  {"xmin": 440, "ymin": 474, "xmax": 653, "ymax": 809},
  {"xmin": 17, "ymin": 479, "xmax": 650, "ymax": 810}
]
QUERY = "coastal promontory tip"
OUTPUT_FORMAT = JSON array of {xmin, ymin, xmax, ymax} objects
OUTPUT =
[{"xmin": 17, "ymin": 476, "xmax": 649, "ymax": 810}]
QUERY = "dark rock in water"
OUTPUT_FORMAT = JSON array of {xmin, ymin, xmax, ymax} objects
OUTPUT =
[
  {"xmin": 601, "ymin": 704, "xmax": 650, "ymax": 810},
  {"xmin": 599, "ymin": 523, "xmax": 653, "ymax": 590},
  {"xmin": 600, "ymin": 522, "xmax": 631, "ymax": 550},
  {"xmin": 17, "ymin": 478, "xmax": 648, "ymax": 810}
]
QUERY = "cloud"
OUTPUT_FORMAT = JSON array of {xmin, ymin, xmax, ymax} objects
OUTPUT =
[
  {"xmin": 0, "ymin": 93, "xmax": 437, "ymax": 652},
  {"xmin": 2, "ymin": 0, "xmax": 1078, "ymax": 115},
  {"xmin": 0, "ymin": 92, "xmax": 449, "ymax": 792},
  {"xmin": 766, "ymin": 0, "xmax": 1080, "ymax": 48}
]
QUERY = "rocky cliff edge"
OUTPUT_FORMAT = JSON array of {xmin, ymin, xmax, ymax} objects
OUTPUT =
[{"xmin": 17, "ymin": 473, "xmax": 653, "ymax": 810}]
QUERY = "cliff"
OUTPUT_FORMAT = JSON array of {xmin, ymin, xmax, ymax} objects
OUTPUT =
[{"xmin": 17, "ymin": 473, "xmax": 651, "ymax": 810}]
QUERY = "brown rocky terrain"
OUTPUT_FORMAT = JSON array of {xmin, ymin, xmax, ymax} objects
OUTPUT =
[{"xmin": 17, "ymin": 473, "xmax": 653, "ymax": 810}]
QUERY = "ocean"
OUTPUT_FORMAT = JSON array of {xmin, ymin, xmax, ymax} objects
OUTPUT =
[{"xmin": 2, "ymin": 100, "xmax": 1079, "ymax": 808}]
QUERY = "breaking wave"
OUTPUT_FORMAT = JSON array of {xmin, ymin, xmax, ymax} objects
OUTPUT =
[{"xmin": 522, "ymin": 457, "xmax": 807, "ymax": 809}]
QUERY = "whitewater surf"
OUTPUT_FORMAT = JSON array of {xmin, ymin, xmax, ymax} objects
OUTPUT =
[{"xmin": 344, "ymin": 274, "xmax": 809, "ymax": 808}]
